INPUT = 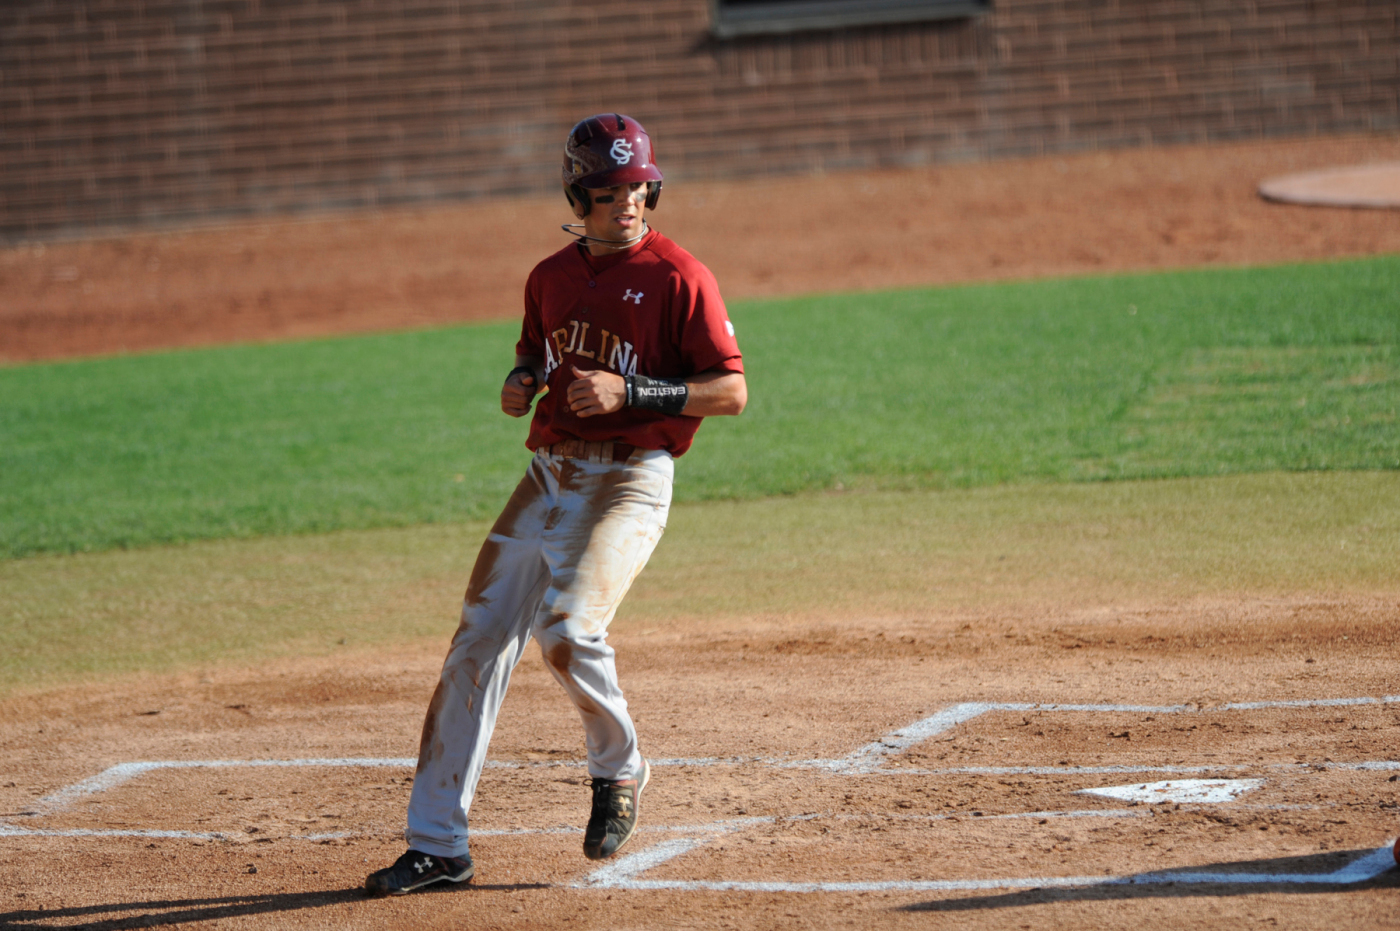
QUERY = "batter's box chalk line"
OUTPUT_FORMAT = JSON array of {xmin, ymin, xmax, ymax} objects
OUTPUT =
[
  {"xmin": 4, "ymin": 694, "xmax": 1399, "ymax": 891},
  {"xmin": 581, "ymin": 822, "xmax": 1400, "ymax": 893},
  {"xmin": 817, "ymin": 695, "xmax": 1400, "ymax": 775}
]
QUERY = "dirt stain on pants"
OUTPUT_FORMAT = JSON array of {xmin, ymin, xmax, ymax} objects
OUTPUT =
[{"xmin": 403, "ymin": 448, "xmax": 672, "ymax": 859}]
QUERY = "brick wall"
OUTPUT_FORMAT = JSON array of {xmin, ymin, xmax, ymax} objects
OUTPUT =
[{"xmin": 3, "ymin": 0, "xmax": 1397, "ymax": 241}]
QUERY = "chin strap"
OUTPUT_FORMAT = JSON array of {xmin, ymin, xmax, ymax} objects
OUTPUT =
[{"xmin": 561, "ymin": 221, "xmax": 650, "ymax": 251}]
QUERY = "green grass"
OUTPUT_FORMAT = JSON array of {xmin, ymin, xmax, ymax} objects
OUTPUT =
[
  {"xmin": 2, "ymin": 471, "xmax": 1396, "ymax": 696},
  {"xmin": 1, "ymin": 329, "xmax": 534, "ymax": 558},
  {"xmin": 697, "ymin": 256, "xmax": 1399, "ymax": 496},
  {"xmin": 2, "ymin": 256, "xmax": 1398, "ymax": 560}
]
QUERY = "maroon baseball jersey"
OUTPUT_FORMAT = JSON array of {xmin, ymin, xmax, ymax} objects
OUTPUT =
[{"xmin": 516, "ymin": 229, "xmax": 743, "ymax": 457}]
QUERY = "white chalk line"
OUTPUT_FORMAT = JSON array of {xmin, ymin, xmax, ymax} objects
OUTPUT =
[
  {"xmin": 580, "ymin": 840, "xmax": 1400, "ymax": 894},
  {"xmin": 0, "ymin": 816, "xmax": 787, "ymax": 843},
  {"xmin": 837, "ymin": 703, "xmax": 994, "ymax": 774},
  {"xmin": 23, "ymin": 750, "xmax": 1400, "ymax": 821},
  {"xmin": 27, "ymin": 693, "xmax": 1400, "ymax": 810},
  {"xmin": 18, "ymin": 756, "xmax": 1396, "ymax": 826},
  {"xmin": 0, "ymin": 824, "xmax": 562, "ymax": 842},
  {"xmin": 820, "ymin": 696, "xmax": 1400, "ymax": 774},
  {"xmin": 15, "ymin": 756, "xmax": 763, "ymax": 818},
  {"xmin": 584, "ymin": 837, "xmax": 719, "ymax": 886},
  {"xmin": 882, "ymin": 760, "xmax": 1400, "ymax": 777},
  {"xmin": 15, "ymin": 693, "xmax": 1398, "ymax": 817},
  {"xmin": 17, "ymin": 758, "xmax": 416, "ymax": 817},
  {"xmin": 0, "ymin": 824, "xmax": 228, "ymax": 841},
  {"xmin": 0, "ymin": 802, "xmax": 1336, "ymax": 842},
  {"xmin": 9, "ymin": 825, "xmax": 1390, "ymax": 894},
  {"xmin": 5, "ymin": 693, "xmax": 1396, "ymax": 893}
]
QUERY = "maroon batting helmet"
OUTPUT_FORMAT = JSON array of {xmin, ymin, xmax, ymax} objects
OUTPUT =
[{"xmin": 562, "ymin": 113, "xmax": 663, "ymax": 215}]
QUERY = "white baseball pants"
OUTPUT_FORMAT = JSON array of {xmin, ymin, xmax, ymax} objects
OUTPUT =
[{"xmin": 404, "ymin": 446, "xmax": 673, "ymax": 859}]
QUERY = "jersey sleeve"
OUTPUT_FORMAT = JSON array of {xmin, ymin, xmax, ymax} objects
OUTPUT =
[
  {"xmin": 516, "ymin": 268, "xmax": 546, "ymax": 357},
  {"xmin": 673, "ymin": 262, "xmax": 744, "ymax": 376}
]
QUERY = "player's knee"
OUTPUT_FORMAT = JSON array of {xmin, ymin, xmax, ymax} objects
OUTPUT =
[
  {"xmin": 535, "ymin": 617, "xmax": 607, "ymax": 657},
  {"xmin": 533, "ymin": 617, "xmax": 572, "ymax": 653}
]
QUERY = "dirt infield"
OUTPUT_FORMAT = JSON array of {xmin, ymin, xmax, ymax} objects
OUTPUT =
[
  {"xmin": 3, "ymin": 135, "xmax": 1399, "ymax": 928},
  {"xmin": 3, "ymin": 133, "xmax": 1400, "ymax": 363},
  {"xmin": 2, "ymin": 598, "xmax": 1398, "ymax": 929}
]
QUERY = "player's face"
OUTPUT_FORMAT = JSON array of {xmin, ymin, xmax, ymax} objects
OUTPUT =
[{"xmin": 582, "ymin": 181, "xmax": 649, "ymax": 244}]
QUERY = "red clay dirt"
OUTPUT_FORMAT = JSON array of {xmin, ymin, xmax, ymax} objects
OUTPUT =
[
  {"xmin": 2, "ymin": 135, "xmax": 1400, "ymax": 929},
  {"xmin": 3, "ymin": 133, "xmax": 1400, "ymax": 363},
  {"xmin": 1, "ymin": 599, "xmax": 1398, "ymax": 929}
]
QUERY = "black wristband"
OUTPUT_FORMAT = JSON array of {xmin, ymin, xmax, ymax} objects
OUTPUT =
[
  {"xmin": 625, "ymin": 374, "xmax": 688, "ymax": 415},
  {"xmin": 507, "ymin": 364, "xmax": 537, "ymax": 384}
]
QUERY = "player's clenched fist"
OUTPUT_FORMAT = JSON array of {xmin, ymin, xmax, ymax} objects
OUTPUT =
[
  {"xmin": 501, "ymin": 367, "xmax": 539, "ymax": 417},
  {"xmin": 567, "ymin": 365, "xmax": 626, "ymax": 418}
]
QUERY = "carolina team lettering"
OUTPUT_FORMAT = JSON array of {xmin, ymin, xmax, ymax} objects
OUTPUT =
[{"xmin": 544, "ymin": 320, "xmax": 638, "ymax": 379}]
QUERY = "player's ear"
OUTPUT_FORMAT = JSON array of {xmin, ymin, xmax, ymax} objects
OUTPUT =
[{"xmin": 565, "ymin": 183, "xmax": 590, "ymax": 219}]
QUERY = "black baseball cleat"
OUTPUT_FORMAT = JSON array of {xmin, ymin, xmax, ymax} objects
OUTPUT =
[
  {"xmin": 583, "ymin": 759, "xmax": 650, "ymax": 860},
  {"xmin": 364, "ymin": 848, "xmax": 474, "ymax": 897}
]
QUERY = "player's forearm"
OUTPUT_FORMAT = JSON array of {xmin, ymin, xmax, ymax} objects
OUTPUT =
[
  {"xmin": 682, "ymin": 371, "xmax": 746, "ymax": 417},
  {"xmin": 575, "ymin": 368, "xmax": 746, "ymax": 418}
]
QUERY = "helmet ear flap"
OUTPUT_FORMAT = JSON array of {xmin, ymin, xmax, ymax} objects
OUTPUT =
[
  {"xmin": 566, "ymin": 183, "xmax": 591, "ymax": 218},
  {"xmin": 645, "ymin": 181, "xmax": 662, "ymax": 211}
]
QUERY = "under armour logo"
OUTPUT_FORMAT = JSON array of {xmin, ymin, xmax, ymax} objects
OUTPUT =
[
  {"xmin": 413, "ymin": 857, "xmax": 432, "ymax": 874},
  {"xmin": 615, "ymin": 795, "xmax": 633, "ymax": 817},
  {"xmin": 610, "ymin": 139, "xmax": 634, "ymax": 164},
  {"xmin": 623, "ymin": 289, "xmax": 643, "ymax": 304}
]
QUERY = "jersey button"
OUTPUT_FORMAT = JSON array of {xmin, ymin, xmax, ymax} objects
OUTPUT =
[{"xmin": 588, "ymin": 280, "xmax": 596, "ymax": 288}]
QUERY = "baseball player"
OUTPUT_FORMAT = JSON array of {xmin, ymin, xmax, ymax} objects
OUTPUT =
[{"xmin": 365, "ymin": 113, "xmax": 746, "ymax": 896}]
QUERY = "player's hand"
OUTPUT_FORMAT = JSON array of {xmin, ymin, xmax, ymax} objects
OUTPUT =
[
  {"xmin": 502, "ymin": 369, "xmax": 539, "ymax": 417},
  {"xmin": 567, "ymin": 365, "xmax": 626, "ymax": 418}
]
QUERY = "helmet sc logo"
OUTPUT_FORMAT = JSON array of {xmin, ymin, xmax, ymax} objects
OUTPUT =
[{"xmin": 610, "ymin": 139, "xmax": 634, "ymax": 165}]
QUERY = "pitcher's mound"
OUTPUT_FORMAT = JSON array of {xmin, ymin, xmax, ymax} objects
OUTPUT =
[{"xmin": 1260, "ymin": 161, "xmax": 1400, "ymax": 208}]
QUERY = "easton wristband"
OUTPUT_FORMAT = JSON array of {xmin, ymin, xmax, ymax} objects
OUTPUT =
[{"xmin": 625, "ymin": 374, "xmax": 688, "ymax": 415}]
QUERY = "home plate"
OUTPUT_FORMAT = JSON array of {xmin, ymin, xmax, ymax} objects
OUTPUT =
[{"xmin": 1077, "ymin": 778, "xmax": 1264, "ymax": 804}]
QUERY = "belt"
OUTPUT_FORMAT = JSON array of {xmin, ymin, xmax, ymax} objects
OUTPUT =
[{"xmin": 535, "ymin": 439, "xmax": 637, "ymax": 465}]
